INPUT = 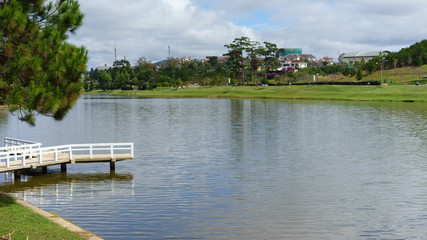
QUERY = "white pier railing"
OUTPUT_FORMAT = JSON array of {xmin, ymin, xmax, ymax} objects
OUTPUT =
[
  {"xmin": 66, "ymin": 143, "xmax": 134, "ymax": 160},
  {"xmin": 0, "ymin": 137, "xmax": 134, "ymax": 171},
  {"xmin": 1, "ymin": 137, "xmax": 42, "ymax": 153}
]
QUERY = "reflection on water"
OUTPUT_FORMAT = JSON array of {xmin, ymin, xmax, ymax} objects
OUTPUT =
[
  {"xmin": 0, "ymin": 96, "xmax": 427, "ymax": 239},
  {"xmin": 0, "ymin": 110, "xmax": 8, "ymax": 125},
  {"xmin": 1, "ymin": 171, "xmax": 134, "ymax": 206}
]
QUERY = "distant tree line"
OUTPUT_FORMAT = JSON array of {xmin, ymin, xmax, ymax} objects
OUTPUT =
[
  {"xmin": 84, "ymin": 37, "xmax": 282, "ymax": 91},
  {"xmin": 84, "ymin": 38, "xmax": 427, "ymax": 91},
  {"xmin": 362, "ymin": 39, "xmax": 427, "ymax": 74},
  {"xmin": 84, "ymin": 56, "xmax": 233, "ymax": 91}
]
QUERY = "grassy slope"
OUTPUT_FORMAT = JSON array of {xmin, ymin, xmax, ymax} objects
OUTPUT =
[
  {"xmin": 365, "ymin": 65, "xmax": 427, "ymax": 85},
  {"xmin": 323, "ymin": 65, "xmax": 427, "ymax": 85},
  {"xmin": 88, "ymin": 85, "xmax": 427, "ymax": 102},
  {"xmin": 0, "ymin": 194, "xmax": 86, "ymax": 240}
]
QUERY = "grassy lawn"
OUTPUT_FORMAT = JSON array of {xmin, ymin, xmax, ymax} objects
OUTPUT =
[
  {"xmin": 0, "ymin": 193, "xmax": 86, "ymax": 240},
  {"xmin": 87, "ymin": 85, "xmax": 427, "ymax": 102},
  {"xmin": 321, "ymin": 65, "xmax": 427, "ymax": 85}
]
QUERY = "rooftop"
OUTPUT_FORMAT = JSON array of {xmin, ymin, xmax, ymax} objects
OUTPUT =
[{"xmin": 342, "ymin": 51, "xmax": 389, "ymax": 58}]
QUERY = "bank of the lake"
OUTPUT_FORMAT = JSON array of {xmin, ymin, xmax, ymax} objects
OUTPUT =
[
  {"xmin": 86, "ymin": 85, "xmax": 427, "ymax": 102},
  {"xmin": 0, "ymin": 193, "xmax": 100, "ymax": 240}
]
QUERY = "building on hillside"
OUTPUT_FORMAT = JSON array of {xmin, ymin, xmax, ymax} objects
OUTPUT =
[
  {"xmin": 205, "ymin": 56, "xmax": 219, "ymax": 65},
  {"xmin": 283, "ymin": 53, "xmax": 300, "ymax": 61},
  {"xmin": 96, "ymin": 64, "xmax": 112, "ymax": 71},
  {"xmin": 181, "ymin": 57, "xmax": 192, "ymax": 62},
  {"xmin": 96, "ymin": 64, "xmax": 127, "ymax": 70},
  {"xmin": 292, "ymin": 60, "xmax": 308, "ymax": 69},
  {"xmin": 320, "ymin": 56, "xmax": 334, "ymax": 65},
  {"xmin": 339, "ymin": 51, "xmax": 390, "ymax": 65},
  {"xmin": 276, "ymin": 48, "xmax": 303, "ymax": 58},
  {"xmin": 278, "ymin": 60, "xmax": 308, "ymax": 71},
  {"xmin": 300, "ymin": 54, "xmax": 316, "ymax": 62},
  {"xmin": 205, "ymin": 56, "xmax": 230, "ymax": 65}
]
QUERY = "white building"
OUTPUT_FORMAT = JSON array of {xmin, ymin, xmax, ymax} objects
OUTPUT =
[
  {"xmin": 278, "ymin": 60, "xmax": 308, "ymax": 71},
  {"xmin": 96, "ymin": 64, "xmax": 112, "ymax": 71},
  {"xmin": 339, "ymin": 51, "xmax": 390, "ymax": 65}
]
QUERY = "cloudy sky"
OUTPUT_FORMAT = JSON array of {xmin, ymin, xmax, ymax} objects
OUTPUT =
[{"xmin": 68, "ymin": 0, "xmax": 427, "ymax": 69}]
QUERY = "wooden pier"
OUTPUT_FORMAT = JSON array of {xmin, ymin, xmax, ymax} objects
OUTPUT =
[{"xmin": 1, "ymin": 137, "xmax": 134, "ymax": 179}]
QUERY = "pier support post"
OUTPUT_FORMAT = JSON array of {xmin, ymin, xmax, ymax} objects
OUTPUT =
[
  {"xmin": 14, "ymin": 170, "xmax": 21, "ymax": 180},
  {"xmin": 61, "ymin": 163, "xmax": 67, "ymax": 172},
  {"xmin": 42, "ymin": 166, "xmax": 47, "ymax": 174},
  {"xmin": 110, "ymin": 158, "xmax": 116, "ymax": 171}
]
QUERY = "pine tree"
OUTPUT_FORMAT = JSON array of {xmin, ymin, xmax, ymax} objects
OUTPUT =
[
  {"xmin": 0, "ymin": 0, "xmax": 88, "ymax": 125},
  {"xmin": 356, "ymin": 68, "xmax": 364, "ymax": 81},
  {"xmin": 224, "ymin": 37, "xmax": 252, "ymax": 84}
]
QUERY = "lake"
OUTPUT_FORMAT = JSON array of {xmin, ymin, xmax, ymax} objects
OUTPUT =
[{"xmin": 1, "ymin": 95, "xmax": 427, "ymax": 239}]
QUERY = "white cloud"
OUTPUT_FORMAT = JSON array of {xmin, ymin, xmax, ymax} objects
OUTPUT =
[
  {"xmin": 69, "ymin": 0, "xmax": 253, "ymax": 68},
  {"xmin": 256, "ymin": 0, "xmax": 427, "ymax": 58},
  {"xmin": 68, "ymin": 0, "xmax": 427, "ymax": 68}
]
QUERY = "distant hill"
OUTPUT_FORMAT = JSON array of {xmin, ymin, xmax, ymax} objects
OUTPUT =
[
  {"xmin": 386, "ymin": 39, "xmax": 427, "ymax": 68},
  {"xmin": 154, "ymin": 60, "xmax": 168, "ymax": 67}
]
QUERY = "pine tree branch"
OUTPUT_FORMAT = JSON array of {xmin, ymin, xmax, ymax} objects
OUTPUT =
[{"xmin": 35, "ymin": 0, "xmax": 64, "ymax": 24}]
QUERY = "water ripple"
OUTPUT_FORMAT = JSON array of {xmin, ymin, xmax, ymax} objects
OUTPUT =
[{"xmin": 1, "ymin": 98, "xmax": 427, "ymax": 239}]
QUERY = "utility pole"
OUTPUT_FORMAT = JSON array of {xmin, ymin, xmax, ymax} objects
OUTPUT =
[
  {"xmin": 115, "ymin": 45, "xmax": 117, "ymax": 62},
  {"xmin": 168, "ymin": 45, "xmax": 171, "ymax": 59},
  {"xmin": 380, "ymin": 51, "xmax": 383, "ymax": 86}
]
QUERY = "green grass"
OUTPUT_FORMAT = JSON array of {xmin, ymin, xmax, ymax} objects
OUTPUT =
[
  {"xmin": 87, "ymin": 85, "xmax": 427, "ymax": 102},
  {"xmin": 0, "ymin": 193, "xmax": 86, "ymax": 240},
  {"xmin": 330, "ymin": 65, "xmax": 427, "ymax": 85},
  {"xmin": 367, "ymin": 65, "xmax": 427, "ymax": 85}
]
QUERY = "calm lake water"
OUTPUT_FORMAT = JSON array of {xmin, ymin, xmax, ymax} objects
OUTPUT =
[{"xmin": 1, "ymin": 95, "xmax": 427, "ymax": 239}]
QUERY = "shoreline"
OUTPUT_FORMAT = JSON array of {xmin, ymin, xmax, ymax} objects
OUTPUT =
[
  {"xmin": 84, "ymin": 85, "xmax": 427, "ymax": 103},
  {"xmin": 1, "ymin": 193, "xmax": 103, "ymax": 240},
  {"xmin": 16, "ymin": 198, "xmax": 103, "ymax": 240}
]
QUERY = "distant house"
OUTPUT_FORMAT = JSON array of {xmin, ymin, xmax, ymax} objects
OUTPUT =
[
  {"xmin": 339, "ymin": 51, "xmax": 390, "ymax": 64},
  {"xmin": 283, "ymin": 53, "xmax": 300, "ymax": 61},
  {"xmin": 96, "ymin": 64, "xmax": 112, "ymax": 71},
  {"xmin": 291, "ymin": 60, "xmax": 308, "ymax": 69},
  {"xmin": 320, "ymin": 56, "xmax": 334, "ymax": 65},
  {"xmin": 300, "ymin": 54, "xmax": 316, "ymax": 62},
  {"xmin": 181, "ymin": 57, "xmax": 192, "ymax": 62},
  {"xmin": 278, "ymin": 60, "xmax": 308, "ymax": 71},
  {"xmin": 205, "ymin": 56, "xmax": 219, "ymax": 65}
]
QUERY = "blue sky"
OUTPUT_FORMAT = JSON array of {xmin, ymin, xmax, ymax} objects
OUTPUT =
[
  {"xmin": 68, "ymin": 0, "xmax": 427, "ymax": 69},
  {"xmin": 233, "ymin": 10, "xmax": 284, "ymax": 30}
]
